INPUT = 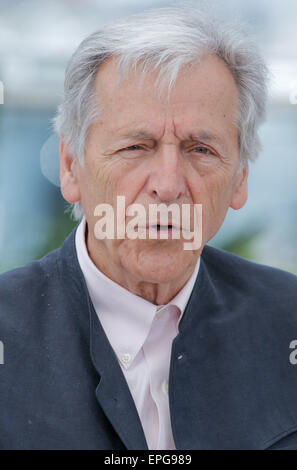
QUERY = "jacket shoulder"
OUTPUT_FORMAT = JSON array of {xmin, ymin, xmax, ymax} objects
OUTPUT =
[
  {"xmin": 202, "ymin": 243, "xmax": 297, "ymax": 289},
  {"xmin": 0, "ymin": 247, "xmax": 61, "ymax": 331},
  {"xmin": 0, "ymin": 246, "xmax": 60, "ymax": 291},
  {"xmin": 201, "ymin": 244, "xmax": 297, "ymax": 324}
]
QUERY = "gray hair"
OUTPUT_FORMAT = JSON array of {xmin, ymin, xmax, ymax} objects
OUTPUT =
[{"xmin": 54, "ymin": 5, "xmax": 269, "ymax": 221}]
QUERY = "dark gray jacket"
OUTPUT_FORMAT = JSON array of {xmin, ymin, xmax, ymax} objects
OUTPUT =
[{"xmin": 1, "ymin": 226, "xmax": 297, "ymax": 450}]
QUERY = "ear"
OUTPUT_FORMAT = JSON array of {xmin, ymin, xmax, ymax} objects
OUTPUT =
[
  {"xmin": 229, "ymin": 163, "xmax": 249, "ymax": 210},
  {"xmin": 59, "ymin": 138, "xmax": 81, "ymax": 203}
]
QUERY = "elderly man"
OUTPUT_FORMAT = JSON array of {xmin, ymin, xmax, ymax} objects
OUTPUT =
[{"xmin": 1, "ymin": 6, "xmax": 297, "ymax": 450}]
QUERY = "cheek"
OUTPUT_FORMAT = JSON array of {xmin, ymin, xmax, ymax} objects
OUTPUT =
[
  {"xmin": 115, "ymin": 163, "xmax": 150, "ymax": 206},
  {"xmin": 211, "ymin": 177, "xmax": 230, "ymax": 206},
  {"xmin": 194, "ymin": 173, "xmax": 234, "ymax": 226},
  {"xmin": 84, "ymin": 158, "xmax": 123, "ymax": 205}
]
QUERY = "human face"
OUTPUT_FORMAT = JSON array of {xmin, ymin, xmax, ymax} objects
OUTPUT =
[{"xmin": 60, "ymin": 54, "xmax": 248, "ymax": 304}]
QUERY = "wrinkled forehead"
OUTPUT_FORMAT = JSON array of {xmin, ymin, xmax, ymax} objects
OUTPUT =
[
  {"xmin": 91, "ymin": 55, "xmax": 239, "ymax": 146},
  {"xmin": 93, "ymin": 54, "xmax": 238, "ymax": 110}
]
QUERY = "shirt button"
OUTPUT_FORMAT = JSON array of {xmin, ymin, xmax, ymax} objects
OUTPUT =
[
  {"xmin": 162, "ymin": 380, "xmax": 169, "ymax": 394},
  {"xmin": 121, "ymin": 353, "xmax": 131, "ymax": 364}
]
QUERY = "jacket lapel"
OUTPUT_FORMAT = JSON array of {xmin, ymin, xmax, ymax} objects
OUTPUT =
[
  {"xmin": 89, "ymin": 299, "xmax": 148, "ymax": 450},
  {"xmin": 60, "ymin": 227, "xmax": 148, "ymax": 450},
  {"xmin": 168, "ymin": 248, "xmax": 297, "ymax": 449}
]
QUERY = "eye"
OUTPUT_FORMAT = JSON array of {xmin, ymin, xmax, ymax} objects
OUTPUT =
[
  {"xmin": 122, "ymin": 145, "xmax": 142, "ymax": 151},
  {"xmin": 118, "ymin": 144, "xmax": 148, "ymax": 159},
  {"xmin": 192, "ymin": 146, "xmax": 211, "ymax": 154}
]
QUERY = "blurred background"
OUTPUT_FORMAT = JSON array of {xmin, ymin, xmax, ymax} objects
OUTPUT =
[{"xmin": 0, "ymin": 0, "xmax": 296, "ymax": 274}]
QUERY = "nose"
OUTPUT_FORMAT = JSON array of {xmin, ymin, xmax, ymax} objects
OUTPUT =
[{"xmin": 147, "ymin": 144, "xmax": 187, "ymax": 202}]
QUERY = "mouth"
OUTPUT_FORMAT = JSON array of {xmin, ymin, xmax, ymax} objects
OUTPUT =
[
  {"xmin": 145, "ymin": 223, "xmax": 176, "ymax": 230},
  {"xmin": 130, "ymin": 223, "xmax": 191, "ymax": 239},
  {"xmin": 150, "ymin": 224, "xmax": 173, "ymax": 230},
  {"xmin": 141, "ymin": 224, "xmax": 183, "ymax": 237}
]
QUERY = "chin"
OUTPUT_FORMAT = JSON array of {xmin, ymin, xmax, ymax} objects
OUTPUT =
[{"xmin": 138, "ymin": 257, "xmax": 182, "ymax": 278}]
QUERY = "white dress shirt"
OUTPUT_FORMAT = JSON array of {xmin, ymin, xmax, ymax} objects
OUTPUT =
[{"xmin": 75, "ymin": 217, "xmax": 200, "ymax": 450}]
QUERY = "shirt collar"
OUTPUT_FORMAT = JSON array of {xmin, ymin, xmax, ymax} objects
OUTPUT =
[{"xmin": 75, "ymin": 216, "xmax": 200, "ymax": 368}]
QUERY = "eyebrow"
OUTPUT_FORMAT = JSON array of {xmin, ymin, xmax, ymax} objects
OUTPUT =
[
  {"xmin": 188, "ymin": 131, "xmax": 226, "ymax": 148},
  {"xmin": 119, "ymin": 129, "xmax": 227, "ymax": 150},
  {"xmin": 120, "ymin": 130, "xmax": 156, "ymax": 140}
]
